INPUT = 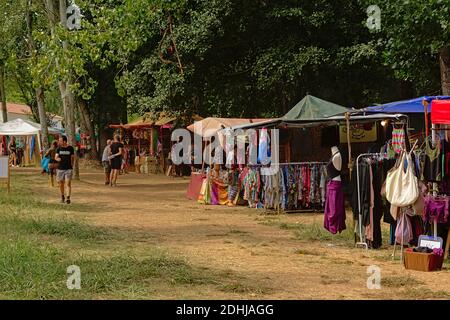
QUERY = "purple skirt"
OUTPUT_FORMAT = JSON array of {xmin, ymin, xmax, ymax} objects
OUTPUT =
[{"xmin": 324, "ymin": 180, "xmax": 346, "ymax": 234}]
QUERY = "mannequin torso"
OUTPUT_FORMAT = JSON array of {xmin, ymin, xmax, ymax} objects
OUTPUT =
[{"xmin": 330, "ymin": 146, "xmax": 342, "ymax": 181}]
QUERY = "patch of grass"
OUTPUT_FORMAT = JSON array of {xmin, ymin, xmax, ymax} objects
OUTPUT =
[
  {"xmin": 220, "ymin": 282, "xmax": 270, "ymax": 295},
  {"xmin": 382, "ymin": 276, "xmax": 423, "ymax": 288},
  {"xmin": 294, "ymin": 249, "xmax": 324, "ymax": 256},
  {"xmin": 0, "ymin": 215, "xmax": 113, "ymax": 242},
  {"xmin": 228, "ymin": 229, "xmax": 250, "ymax": 235},
  {"xmin": 320, "ymin": 275, "xmax": 351, "ymax": 285},
  {"xmin": 0, "ymin": 237, "xmax": 221, "ymax": 299},
  {"xmin": 402, "ymin": 288, "xmax": 450, "ymax": 300}
]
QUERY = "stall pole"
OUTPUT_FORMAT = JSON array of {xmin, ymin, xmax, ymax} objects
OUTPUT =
[
  {"xmin": 423, "ymin": 99, "xmax": 429, "ymax": 138},
  {"xmin": 431, "ymin": 124, "xmax": 438, "ymax": 238},
  {"xmin": 345, "ymin": 112, "xmax": 353, "ymax": 179}
]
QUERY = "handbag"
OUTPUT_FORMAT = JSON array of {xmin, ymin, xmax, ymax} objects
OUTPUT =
[
  {"xmin": 395, "ymin": 210, "xmax": 413, "ymax": 244},
  {"xmin": 385, "ymin": 151, "xmax": 419, "ymax": 207}
]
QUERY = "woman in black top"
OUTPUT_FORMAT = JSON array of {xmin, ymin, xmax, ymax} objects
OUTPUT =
[{"xmin": 109, "ymin": 135, "xmax": 123, "ymax": 187}]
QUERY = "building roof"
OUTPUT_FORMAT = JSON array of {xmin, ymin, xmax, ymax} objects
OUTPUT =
[{"xmin": 6, "ymin": 103, "xmax": 32, "ymax": 115}]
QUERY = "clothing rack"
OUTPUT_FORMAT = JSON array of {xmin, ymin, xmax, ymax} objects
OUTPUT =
[
  {"xmin": 356, "ymin": 153, "xmax": 387, "ymax": 250},
  {"xmin": 247, "ymin": 161, "xmax": 327, "ymax": 167}
]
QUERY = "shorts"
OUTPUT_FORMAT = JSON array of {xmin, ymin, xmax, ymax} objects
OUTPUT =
[
  {"xmin": 102, "ymin": 161, "xmax": 111, "ymax": 174},
  {"xmin": 56, "ymin": 169, "xmax": 73, "ymax": 182},
  {"xmin": 111, "ymin": 157, "xmax": 122, "ymax": 170}
]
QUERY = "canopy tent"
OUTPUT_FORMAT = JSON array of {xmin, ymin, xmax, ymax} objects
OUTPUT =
[
  {"xmin": 187, "ymin": 117, "xmax": 273, "ymax": 138},
  {"xmin": 282, "ymin": 95, "xmax": 351, "ymax": 121},
  {"xmin": 110, "ymin": 113, "xmax": 203, "ymax": 130},
  {"xmin": 224, "ymin": 113, "xmax": 407, "ymax": 131},
  {"xmin": 364, "ymin": 96, "xmax": 450, "ymax": 113},
  {"xmin": 0, "ymin": 118, "xmax": 61, "ymax": 136},
  {"xmin": 0, "ymin": 118, "xmax": 62, "ymax": 166},
  {"xmin": 431, "ymin": 100, "xmax": 450, "ymax": 124}
]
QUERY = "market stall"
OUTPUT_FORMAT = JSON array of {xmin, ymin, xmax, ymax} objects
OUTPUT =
[
  {"xmin": 0, "ymin": 118, "xmax": 61, "ymax": 166},
  {"xmin": 185, "ymin": 117, "xmax": 275, "ymax": 200},
  {"xmin": 110, "ymin": 113, "xmax": 202, "ymax": 174}
]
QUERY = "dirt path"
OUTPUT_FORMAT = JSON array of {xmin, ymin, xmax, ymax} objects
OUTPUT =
[{"xmin": 21, "ymin": 168, "xmax": 450, "ymax": 299}]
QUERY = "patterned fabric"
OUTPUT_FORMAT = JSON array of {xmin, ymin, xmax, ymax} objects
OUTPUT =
[{"xmin": 391, "ymin": 128, "xmax": 405, "ymax": 153}]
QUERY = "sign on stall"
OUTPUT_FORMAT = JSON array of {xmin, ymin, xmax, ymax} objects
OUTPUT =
[
  {"xmin": 0, "ymin": 156, "xmax": 10, "ymax": 193},
  {"xmin": 339, "ymin": 124, "xmax": 377, "ymax": 143}
]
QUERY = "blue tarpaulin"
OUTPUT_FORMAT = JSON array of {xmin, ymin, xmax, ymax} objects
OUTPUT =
[{"xmin": 364, "ymin": 96, "xmax": 450, "ymax": 113}]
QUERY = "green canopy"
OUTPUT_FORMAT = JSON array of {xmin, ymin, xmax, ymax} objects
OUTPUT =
[{"xmin": 282, "ymin": 95, "xmax": 350, "ymax": 121}]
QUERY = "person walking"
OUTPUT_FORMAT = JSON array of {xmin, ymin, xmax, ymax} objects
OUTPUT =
[
  {"xmin": 102, "ymin": 139, "xmax": 112, "ymax": 185},
  {"xmin": 43, "ymin": 140, "xmax": 59, "ymax": 186},
  {"xmin": 109, "ymin": 135, "xmax": 123, "ymax": 187},
  {"xmin": 55, "ymin": 136, "xmax": 75, "ymax": 204}
]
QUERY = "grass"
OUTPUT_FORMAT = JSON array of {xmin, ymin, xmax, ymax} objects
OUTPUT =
[
  {"xmin": 263, "ymin": 220, "xmax": 355, "ymax": 246},
  {"xmin": 0, "ymin": 172, "xmax": 266, "ymax": 299},
  {"xmin": 0, "ymin": 238, "xmax": 219, "ymax": 299}
]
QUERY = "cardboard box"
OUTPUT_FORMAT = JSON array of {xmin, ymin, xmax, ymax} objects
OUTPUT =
[{"xmin": 403, "ymin": 249, "xmax": 444, "ymax": 272}]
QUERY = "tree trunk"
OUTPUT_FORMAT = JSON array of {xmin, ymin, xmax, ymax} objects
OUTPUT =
[
  {"xmin": 26, "ymin": 0, "xmax": 49, "ymax": 149},
  {"xmin": 56, "ymin": 0, "xmax": 79, "ymax": 179},
  {"xmin": 78, "ymin": 99, "xmax": 98, "ymax": 160},
  {"xmin": 0, "ymin": 64, "xmax": 7, "ymax": 123},
  {"xmin": 36, "ymin": 88, "xmax": 49, "ymax": 149},
  {"xmin": 439, "ymin": 47, "xmax": 450, "ymax": 95}
]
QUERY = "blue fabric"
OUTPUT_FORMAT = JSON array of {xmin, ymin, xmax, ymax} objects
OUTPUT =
[
  {"xmin": 365, "ymin": 96, "xmax": 450, "ymax": 113},
  {"xmin": 30, "ymin": 136, "xmax": 35, "ymax": 159},
  {"xmin": 41, "ymin": 156, "xmax": 50, "ymax": 173}
]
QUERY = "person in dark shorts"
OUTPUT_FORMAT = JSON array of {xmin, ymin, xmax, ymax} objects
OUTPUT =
[
  {"xmin": 101, "ymin": 139, "xmax": 112, "ymax": 185},
  {"xmin": 55, "ymin": 136, "xmax": 75, "ymax": 204},
  {"xmin": 109, "ymin": 135, "xmax": 123, "ymax": 187}
]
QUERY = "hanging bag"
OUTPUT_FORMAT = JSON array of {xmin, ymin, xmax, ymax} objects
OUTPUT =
[
  {"xmin": 395, "ymin": 210, "xmax": 413, "ymax": 244},
  {"xmin": 385, "ymin": 151, "xmax": 419, "ymax": 207}
]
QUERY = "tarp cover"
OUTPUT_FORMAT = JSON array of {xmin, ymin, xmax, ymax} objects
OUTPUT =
[
  {"xmin": 431, "ymin": 100, "xmax": 450, "ymax": 124},
  {"xmin": 187, "ymin": 118, "xmax": 272, "ymax": 138},
  {"xmin": 0, "ymin": 118, "xmax": 60, "ymax": 136},
  {"xmin": 365, "ymin": 96, "xmax": 450, "ymax": 113},
  {"xmin": 282, "ymin": 95, "xmax": 350, "ymax": 120}
]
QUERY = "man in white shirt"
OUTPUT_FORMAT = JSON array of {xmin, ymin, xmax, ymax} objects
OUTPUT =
[{"xmin": 102, "ymin": 139, "xmax": 112, "ymax": 185}]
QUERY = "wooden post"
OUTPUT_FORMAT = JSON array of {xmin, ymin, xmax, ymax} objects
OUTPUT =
[
  {"xmin": 345, "ymin": 112, "xmax": 353, "ymax": 179},
  {"xmin": 423, "ymin": 99, "xmax": 429, "ymax": 138}
]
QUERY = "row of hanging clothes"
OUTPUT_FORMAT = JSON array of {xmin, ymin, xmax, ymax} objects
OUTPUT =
[
  {"xmin": 237, "ymin": 162, "xmax": 328, "ymax": 211},
  {"xmin": 352, "ymin": 125, "xmax": 450, "ymax": 250},
  {"xmin": 351, "ymin": 123, "xmax": 425, "ymax": 249}
]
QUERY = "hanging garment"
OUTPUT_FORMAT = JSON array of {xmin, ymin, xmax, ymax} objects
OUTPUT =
[
  {"xmin": 391, "ymin": 127, "xmax": 405, "ymax": 153},
  {"xmin": 370, "ymin": 160, "xmax": 383, "ymax": 249},
  {"xmin": 422, "ymin": 140, "xmax": 442, "ymax": 182},
  {"xmin": 395, "ymin": 210, "xmax": 413, "ymax": 245},
  {"xmin": 350, "ymin": 161, "xmax": 371, "ymax": 226},
  {"xmin": 365, "ymin": 163, "xmax": 375, "ymax": 243},
  {"xmin": 423, "ymin": 196, "xmax": 449, "ymax": 224},
  {"xmin": 324, "ymin": 180, "xmax": 346, "ymax": 234}
]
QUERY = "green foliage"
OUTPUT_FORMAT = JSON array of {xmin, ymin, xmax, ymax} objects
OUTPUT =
[{"xmin": 360, "ymin": 0, "xmax": 450, "ymax": 93}]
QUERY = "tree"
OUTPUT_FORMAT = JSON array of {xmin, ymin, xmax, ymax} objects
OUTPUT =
[{"xmin": 361, "ymin": 0, "xmax": 450, "ymax": 95}]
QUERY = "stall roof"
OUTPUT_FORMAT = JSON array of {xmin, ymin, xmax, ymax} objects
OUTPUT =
[
  {"xmin": 0, "ymin": 118, "xmax": 61, "ymax": 136},
  {"xmin": 282, "ymin": 95, "xmax": 351, "ymax": 120},
  {"xmin": 364, "ymin": 96, "xmax": 450, "ymax": 113},
  {"xmin": 187, "ymin": 118, "xmax": 274, "ymax": 138},
  {"xmin": 224, "ymin": 113, "xmax": 407, "ymax": 131},
  {"xmin": 110, "ymin": 113, "xmax": 203, "ymax": 130}
]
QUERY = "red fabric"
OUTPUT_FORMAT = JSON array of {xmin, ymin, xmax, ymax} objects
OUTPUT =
[
  {"xmin": 186, "ymin": 173, "xmax": 206, "ymax": 200},
  {"xmin": 431, "ymin": 100, "xmax": 450, "ymax": 124}
]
